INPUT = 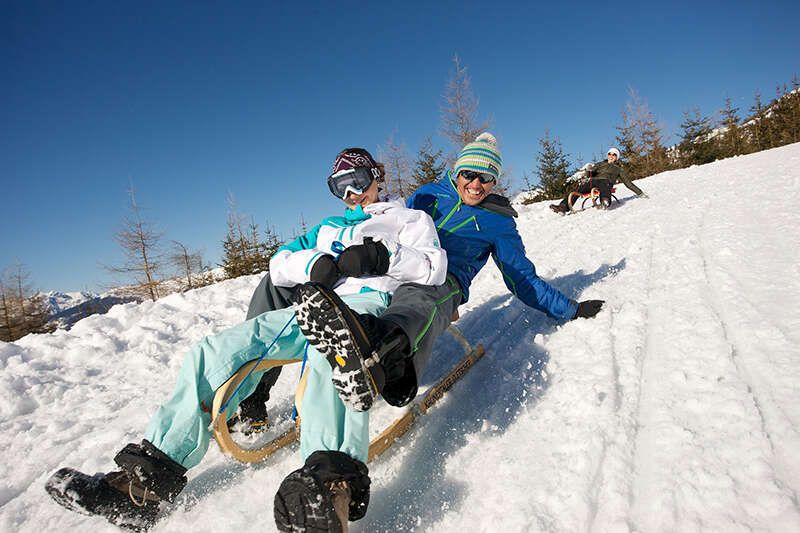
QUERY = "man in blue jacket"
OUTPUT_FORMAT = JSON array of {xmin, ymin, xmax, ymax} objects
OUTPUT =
[{"xmin": 277, "ymin": 133, "xmax": 604, "ymax": 531}]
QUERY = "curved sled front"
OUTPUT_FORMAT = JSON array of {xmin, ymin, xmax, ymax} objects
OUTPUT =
[{"xmin": 211, "ymin": 358, "xmax": 299, "ymax": 463}]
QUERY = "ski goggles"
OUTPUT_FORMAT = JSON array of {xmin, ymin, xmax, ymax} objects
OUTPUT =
[
  {"xmin": 327, "ymin": 166, "xmax": 382, "ymax": 199},
  {"xmin": 459, "ymin": 170, "xmax": 496, "ymax": 184}
]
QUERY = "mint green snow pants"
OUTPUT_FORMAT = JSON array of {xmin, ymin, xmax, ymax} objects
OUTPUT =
[{"xmin": 144, "ymin": 291, "xmax": 390, "ymax": 469}]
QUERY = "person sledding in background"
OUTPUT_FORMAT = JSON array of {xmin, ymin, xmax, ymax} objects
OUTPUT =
[
  {"xmin": 549, "ymin": 147, "xmax": 649, "ymax": 213},
  {"xmin": 277, "ymin": 133, "xmax": 605, "ymax": 531},
  {"xmin": 44, "ymin": 148, "xmax": 447, "ymax": 531}
]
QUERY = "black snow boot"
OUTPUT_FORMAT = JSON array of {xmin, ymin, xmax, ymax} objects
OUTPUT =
[
  {"xmin": 227, "ymin": 370, "xmax": 278, "ymax": 435},
  {"xmin": 550, "ymin": 203, "xmax": 568, "ymax": 214},
  {"xmin": 274, "ymin": 451, "xmax": 371, "ymax": 533},
  {"xmin": 45, "ymin": 440, "xmax": 187, "ymax": 531},
  {"xmin": 294, "ymin": 282, "xmax": 410, "ymax": 411},
  {"xmin": 45, "ymin": 468, "xmax": 160, "ymax": 531},
  {"xmin": 226, "ymin": 410, "xmax": 270, "ymax": 435},
  {"xmin": 113, "ymin": 440, "xmax": 188, "ymax": 502}
]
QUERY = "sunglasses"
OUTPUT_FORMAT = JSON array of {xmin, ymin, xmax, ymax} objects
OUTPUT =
[
  {"xmin": 607, "ymin": 152, "xmax": 618, "ymax": 157},
  {"xmin": 460, "ymin": 170, "xmax": 495, "ymax": 184},
  {"xmin": 327, "ymin": 166, "xmax": 382, "ymax": 199}
]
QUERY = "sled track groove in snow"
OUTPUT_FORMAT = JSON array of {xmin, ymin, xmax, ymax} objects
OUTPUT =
[{"xmin": 697, "ymin": 210, "xmax": 800, "ymax": 511}]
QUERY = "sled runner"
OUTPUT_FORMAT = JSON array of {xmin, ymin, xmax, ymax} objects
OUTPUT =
[
  {"xmin": 568, "ymin": 186, "xmax": 618, "ymax": 212},
  {"xmin": 211, "ymin": 324, "xmax": 484, "ymax": 464}
]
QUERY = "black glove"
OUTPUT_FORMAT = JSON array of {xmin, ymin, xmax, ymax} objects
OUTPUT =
[
  {"xmin": 309, "ymin": 255, "xmax": 340, "ymax": 289},
  {"xmin": 573, "ymin": 300, "xmax": 604, "ymax": 319},
  {"xmin": 336, "ymin": 237, "xmax": 390, "ymax": 277}
]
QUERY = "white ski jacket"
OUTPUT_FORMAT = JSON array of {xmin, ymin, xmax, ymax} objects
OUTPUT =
[{"xmin": 270, "ymin": 200, "xmax": 447, "ymax": 295}]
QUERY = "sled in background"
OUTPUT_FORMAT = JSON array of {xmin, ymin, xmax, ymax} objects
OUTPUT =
[
  {"xmin": 568, "ymin": 186, "xmax": 619, "ymax": 213},
  {"xmin": 211, "ymin": 323, "xmax": 485, "ymax": 464}
]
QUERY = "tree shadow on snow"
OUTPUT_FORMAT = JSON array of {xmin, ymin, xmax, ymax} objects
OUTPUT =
[{"xmin": 354, "ymin": 259, "xmax": 625, "ymax": 532}]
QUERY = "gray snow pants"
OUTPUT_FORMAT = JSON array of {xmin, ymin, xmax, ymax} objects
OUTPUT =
[
  {"xmin": 378, "ymin": 274, "xmax": 463, "ymax": 406},
  {"xmin": 245, "ymin": 273, "xmax": 463, "ymax": 408}
]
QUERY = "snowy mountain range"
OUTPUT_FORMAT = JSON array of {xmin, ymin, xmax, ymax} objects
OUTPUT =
[
  {"xmin": 44, "ymin": 291, "xmax": 139, "ymax": 330},
  {"xmin": 2, "ymin": 143, "xmax": 799, "ymax": 532}
]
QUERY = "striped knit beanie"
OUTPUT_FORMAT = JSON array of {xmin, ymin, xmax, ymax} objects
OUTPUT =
[{"xmin": 454, "ymin": 132, "xmax": 503, "ymax": 181}]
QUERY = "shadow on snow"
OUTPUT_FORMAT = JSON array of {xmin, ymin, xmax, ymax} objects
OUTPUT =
[
  {"xmin": 168, "ymin": 260, "xmax": 625, "ymax": 528},
  {"xmin": 355, "ymin": 260, "xmax": 624, "ymax": 531}
]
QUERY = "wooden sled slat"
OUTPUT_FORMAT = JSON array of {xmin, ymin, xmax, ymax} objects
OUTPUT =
[
  {"xmin": 211, "ymin": 359, "xmax": 299, "ymax": 463},
  {"xmin": 368, "ymin": 342, "xmax": 485, "ymax": 462}
]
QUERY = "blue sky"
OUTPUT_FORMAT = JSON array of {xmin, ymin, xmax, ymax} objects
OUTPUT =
[{"xmin": 2, "ymin": 1, "xmax": 798, "ymax": 292}]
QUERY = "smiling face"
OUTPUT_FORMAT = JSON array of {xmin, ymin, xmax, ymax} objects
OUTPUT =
[
  {"xmin": 607, "ymin": 152, "xmax": 619, "ymax": 163},
  {"xmin": 456, "ymin": 171, "xmax": 495, "ymax": 206},
  {"xmin": 343, "ymin": 179, "xmax": 379, "ymax": 209}
]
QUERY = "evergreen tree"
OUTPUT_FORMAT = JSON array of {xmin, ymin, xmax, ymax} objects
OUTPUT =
[
  {"xmin": 770, "ymin": 79, "xmax": 800, "ymax": 145},
  {"xmin": 790, "ymin": 75, "xmax": 800, "ymax": 144},
  {"xmin": 740, "ymin": 80, "xmax": 800, "ymax": 153},
  {"xmin": 410, "ymin": 137, "xmax": 446, "ymax": 189},
  {"xmin": 615, "ymin": 107, "xmax": 640, "ymax": 173},
  {"xmin": 719, "ymin": 96, "xmax": 746, "ymax": 158},
  {"xmin": 221, "ymin": 201, "xmax": 282, "ymax": 279},
  {"xmin": 748, "ymin": 91, "xmax": 769, "ymax": 151},
  {"xmin": 0, "ymin": 284, "xmax": 13, "ymax": 341},
  {"xmin": 23, "ymin": 292, "xmax": 52, "ymax": 335},
  {"xmin": 530, "ymin": 131, "xmax": 571, "ymax": 201},
  {"xmin": 678, "ymin": 107, "xmax": 719, "ymax": 166},
  {"xmin": 615, "ymin": 89, "xmax": 670, "ymax": 179},
  {"xmin": 771, "ymin": 84, "xmax": 791, "ymax": 145}
]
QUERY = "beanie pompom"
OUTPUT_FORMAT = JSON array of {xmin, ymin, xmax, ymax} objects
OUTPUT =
[
  {"xmin": 453, "ymin": 131, "xmax": 503, "ymax": 181},
  {"xmin": 474, "ymin": 132, "xmax": 497, "ymax": 146}
]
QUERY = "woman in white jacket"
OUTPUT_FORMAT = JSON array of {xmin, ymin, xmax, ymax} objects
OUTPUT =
[{"xmin": 44, "ymin": 148, "xmax": 446, "ymax": 531}]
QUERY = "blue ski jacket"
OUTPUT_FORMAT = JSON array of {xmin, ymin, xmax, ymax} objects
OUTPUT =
[{"xmin": 407, "ymin": 171, "xmax": 578, "ymax": 320}]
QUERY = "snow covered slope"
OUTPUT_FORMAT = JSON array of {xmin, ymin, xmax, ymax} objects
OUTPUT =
[{"xmin": 2, "ymin": 143, "xmax": 799, "ymax": 532}]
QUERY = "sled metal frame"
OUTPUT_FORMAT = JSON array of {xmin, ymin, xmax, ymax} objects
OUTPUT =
[
  {"xmin": 568, "ymin": 186, "xmax": 618, "ymax": 212},
  {"xmin": 211, "ymin": 324, "xmax": 485, "ymax": 464}
]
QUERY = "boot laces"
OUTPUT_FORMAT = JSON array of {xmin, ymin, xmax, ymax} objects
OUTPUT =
[{"xmin": 128, "ymin": 481, "xmax": 150, "ymax": 507}]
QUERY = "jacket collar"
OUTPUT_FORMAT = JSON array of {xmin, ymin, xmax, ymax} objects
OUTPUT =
[{"xmin": 343, "ymin": 204, "xmax": 372, "ymax": 223}]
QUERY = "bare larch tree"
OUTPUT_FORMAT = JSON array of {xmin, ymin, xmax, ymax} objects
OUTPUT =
[
  {"xmin": 440, "ymin": 55, "xmax": 492, "ymax": 162},
  {"xmin": 107, "ymin": 186, "xmax": 163, "ymax": 301},
  {"xmin": 378, "ymin": 131, "xmax": 414, "ymax": 199},
  {"xmin": 170, "ymin": 240, "xmax": 204, "ymax": 291}
]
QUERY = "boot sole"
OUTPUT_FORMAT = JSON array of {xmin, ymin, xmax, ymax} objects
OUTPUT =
[
  {"xmin": 295, "ymin": 284, "xmax": 378, "ymax": 412},
  {"xmin": 45, "ymin": 469, "xmax": 94, "ymax": 515}
]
